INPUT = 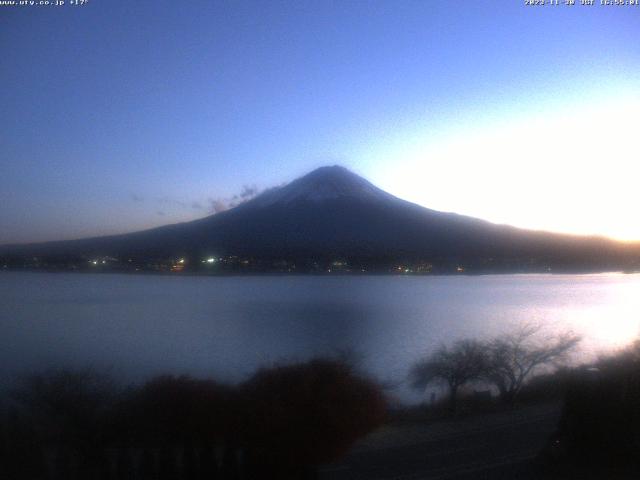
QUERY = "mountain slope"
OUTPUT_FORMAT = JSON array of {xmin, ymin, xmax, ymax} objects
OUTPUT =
[{"xmin": 2, "ymin": 166, "xmax": 639, "ymax": 272}]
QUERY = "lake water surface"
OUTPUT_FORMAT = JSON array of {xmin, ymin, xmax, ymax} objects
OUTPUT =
[{"xmin": 1, "ymin": 272, "xmax": 639, "ymax": 402}]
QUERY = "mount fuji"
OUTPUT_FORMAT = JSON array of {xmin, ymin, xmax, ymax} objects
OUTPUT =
[{"xmin": 2, "ymin": 166, "xmax": 639, "ymax": 273}]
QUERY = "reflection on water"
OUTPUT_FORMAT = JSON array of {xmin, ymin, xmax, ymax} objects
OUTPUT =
[{"xmin": 1, "ymin": 272, "xmax": 639, "ymax": 402}]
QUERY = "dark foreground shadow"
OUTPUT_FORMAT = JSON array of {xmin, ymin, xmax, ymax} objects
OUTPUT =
[
  {"xmin": 538, "ymin": 341, "xmax": 640, "ymax": 479},
  {"xmin": 0, "ymin": 359, "xmax": 386, "ymax": 480}
]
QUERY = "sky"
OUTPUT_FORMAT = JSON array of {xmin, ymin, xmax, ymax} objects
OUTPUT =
[{"xmin": 1, "ymin": 0, "xmax": 639, "ymax": 244}]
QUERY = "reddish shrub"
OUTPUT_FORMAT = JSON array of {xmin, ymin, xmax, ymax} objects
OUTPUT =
[{"xmin": 240, "ymin": 359, "xmax": 386, "ymax": 473}]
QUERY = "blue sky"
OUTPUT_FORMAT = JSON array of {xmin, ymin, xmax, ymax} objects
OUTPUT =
[{"xmin": 2, "ymin": 0, "xmax": 639, "ymax": 243}]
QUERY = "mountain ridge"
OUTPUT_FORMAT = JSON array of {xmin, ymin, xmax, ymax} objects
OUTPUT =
[{"xmin": 2, "ymin": 166, "xmax": 639, "ymax": 273}]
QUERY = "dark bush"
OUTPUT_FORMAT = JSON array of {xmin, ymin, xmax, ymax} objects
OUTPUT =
[
  {"xmin": 553, "ymin": 342, "xmax": 640, "ymax": 473},
  {"xmin": 12, "ymin": 369, "xmax": 117, "ymax": 448},
  {"xmin": 6, "ymin": 370, "xmax": 118, "ymax": 479},
  {"xmin": 240, "ymin": 358, "xmax": 386, "ymax": 477},
  {"xmin": 0, "ymin": 359, "xmax": 386, "ymax": 479},
  {"xmin": 112, "ymin": 375, "xmax": 234, "ymax": 446}
]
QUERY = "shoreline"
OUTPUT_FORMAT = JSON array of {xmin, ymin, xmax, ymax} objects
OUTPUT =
[{"xmin": 1, "ymin": 267, "xmax": 637, "ymax": 278}]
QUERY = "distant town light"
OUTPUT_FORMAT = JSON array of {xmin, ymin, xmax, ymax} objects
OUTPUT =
[
  {"xmin": 178, "ymin": 258, "xmax": 185, "ymax": 264},
  {"xmin": 206, "ymin": 257, "xmax": 215, "ymax": 263}
]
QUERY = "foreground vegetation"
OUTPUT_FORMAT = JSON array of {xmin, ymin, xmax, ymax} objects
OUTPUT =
[
  {"xmin": 2, "ymin": 331, "xmax": 640, "ymax": 479},
  {"xmin": 543, "ymin": 340, "xmax": 640, "ymax": 478},
  {"xmin": 409, "ymin": 325, "xmax": 580, "ymax": 414},
  {"xmin": 0, "ymin": 359, "xmax": 386, "ymax": 480},
  {"xmin": 407, "ymin": 333, "xmax": 640, "ymax": 478}
]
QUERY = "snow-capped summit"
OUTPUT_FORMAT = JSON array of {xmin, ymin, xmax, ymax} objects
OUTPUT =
[{"xmin": 248, "ymin": 165, "xmax": 396, "ymax": 208}]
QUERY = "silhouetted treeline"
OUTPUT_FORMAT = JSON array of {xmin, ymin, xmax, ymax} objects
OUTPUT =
[
  {"xmin": 409, "ymin": 325, "xmax": 580, "ymax": 415},
  {"xmin": 0, "ymin": 358, "xmax": 386, "ymax": 480}
]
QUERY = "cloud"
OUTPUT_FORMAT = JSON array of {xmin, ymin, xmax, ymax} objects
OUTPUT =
[
  {"xmin": 239, "ymin": 184, "xmax": 259, "ymax": 199},
  {"xmin": 207, "ymin": 184, "xmax": 264, "ymax": 214},
  {"xmin": 147, "ymin": 184, "xmax": 268, "ymax": 218},
  {"xmin": 209, "ymin": 199, "xmax": 228, "ymax": 213}
]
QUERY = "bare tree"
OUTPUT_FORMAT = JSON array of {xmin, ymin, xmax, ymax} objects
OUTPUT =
[
  {"xmin": 484, "ymin": 324, "xmax": 580, "ymax": 404},
  {"xmin": 410, "ymin": 340, "xmax": 487, "ymax": 414}
]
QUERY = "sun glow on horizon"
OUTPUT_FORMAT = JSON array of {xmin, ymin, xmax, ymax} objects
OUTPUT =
[
  {"xmin": 373, "ymin": 93, "xmax": 640, "ymax": 242},
  {"xmin": 566, "ymin": 276, "xmax": 640, "ymax": 354}
]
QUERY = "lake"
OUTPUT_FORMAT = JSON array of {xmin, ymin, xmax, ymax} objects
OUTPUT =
[{"xmin": 1, "ymin": 271, "xmax": 639, "ymax": 403}]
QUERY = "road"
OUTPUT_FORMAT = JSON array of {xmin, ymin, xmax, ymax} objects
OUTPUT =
[{"xmin": 319, "ymin": 403, "xmax": 561, "ymax": 480}]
